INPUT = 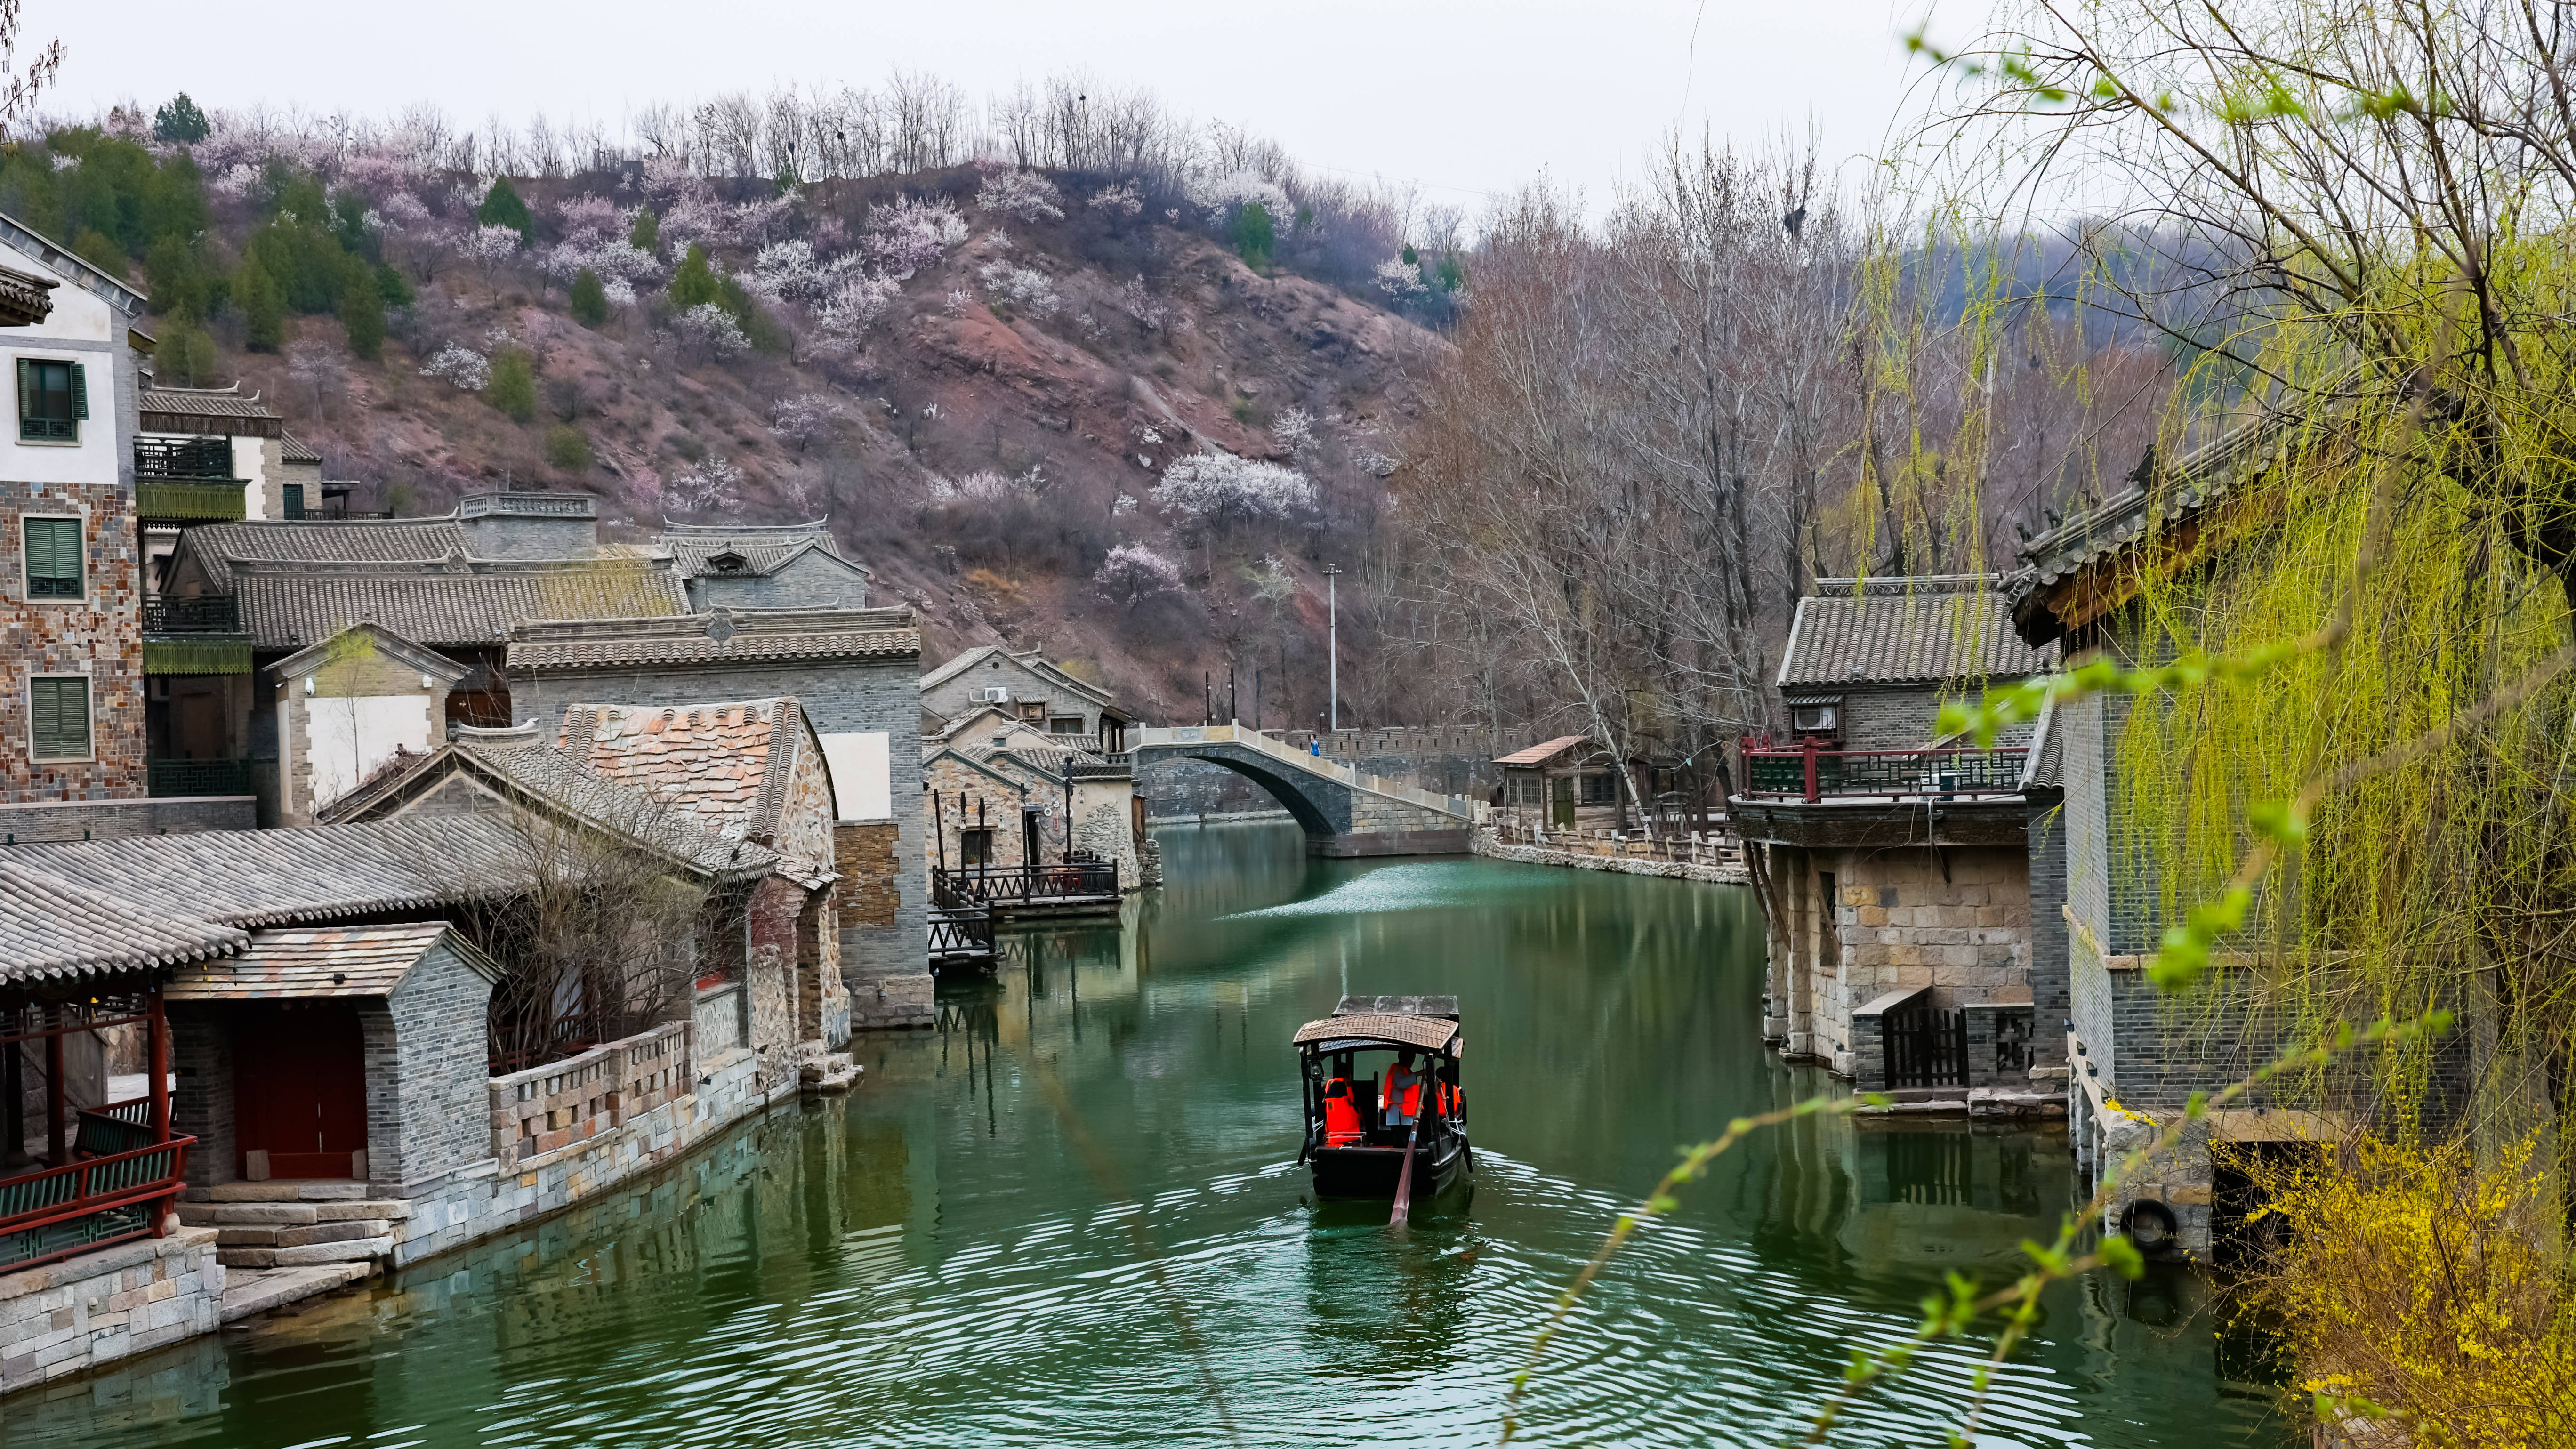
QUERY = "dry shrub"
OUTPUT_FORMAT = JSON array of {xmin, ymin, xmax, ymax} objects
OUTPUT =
[{"xmin": 2243, "ymin": 1136, "xmax": 2576, "ymax": 1448}]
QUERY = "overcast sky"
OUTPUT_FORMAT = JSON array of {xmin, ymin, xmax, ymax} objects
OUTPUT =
[{"xmin": 51, "ymin": 0, "xmax": 1946, "ymax": 221}]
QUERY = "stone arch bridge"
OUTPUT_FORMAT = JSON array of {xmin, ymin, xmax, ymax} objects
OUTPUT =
[{"xmin": 1130, "ymin": 725, "xmax": 1477, "ymax": 856}]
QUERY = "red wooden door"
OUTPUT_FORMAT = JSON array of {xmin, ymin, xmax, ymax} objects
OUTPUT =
[{"xmin": 233, "ymin": 1002, "xmax": 369, "ymax": 1179}]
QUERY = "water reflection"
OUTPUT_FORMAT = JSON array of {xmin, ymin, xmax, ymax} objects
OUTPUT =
[{"xmin": 5, "ymin": 821, "xmax": 2292, "ymax": 1449}]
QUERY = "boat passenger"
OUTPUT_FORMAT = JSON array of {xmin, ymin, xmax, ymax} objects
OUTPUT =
[
  {"xmin": 1381, "ymin": 1051, "xmax": 1427, "ymax": 1129},
  {"xmin": 1321, "ymin": 1077, "xmax": 1365, "ymax": 1145}
]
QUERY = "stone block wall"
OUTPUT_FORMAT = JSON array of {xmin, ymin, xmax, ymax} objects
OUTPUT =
[
  {"xmin": 743, "ymin": 875, "xmax": 803, "ymax": 1087},
  {"xmin": 1138, "ymin": 756, "xmax": 1292, "ymax": 821},
  {"xmin": 168, "ymin": 1006, "xmax": 234, "ymax": 1188},
  {"xmin": 923, "ymin": 752, "xmax": 1031, "ymax": 867},
  {"xmin": 0, "ymin": 1229, "xmax": 222, "ymax": 1393},
  {"xmin": 0, "ymin": 481, "xmax": 144, "ymax": 802}
]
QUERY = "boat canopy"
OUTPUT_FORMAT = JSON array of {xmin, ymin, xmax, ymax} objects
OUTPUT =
[{"xmin": 1292, "ymin": 1013, "xmax": 1459, "ymax": 1054}]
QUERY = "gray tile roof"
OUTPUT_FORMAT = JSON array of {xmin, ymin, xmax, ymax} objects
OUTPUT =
[
  {"xmin": 0, "ymin": 818, "xmax": 541, "ymax": 932},
  {"xmin": 508, "ymin": 606, "xmax": 918, "ymax": 672},
  {"xmin": 919, "ymin": 643, "xmax": 1115, "ymax": 707},
  {"xmin": 164, "ymin": 922, "xmax": 499, "ymax": 1001},
  {"xmin": 137, "ymin": 383, "xmax": 284, "ymax": 437},
  {"xmin": 0, "ymin": 262, "xmax": 56, "ymax": 327},
  {"xmin": 656, "ymin": 522, "xmax": 869, "ymax": 580},
  {"xmin": 280, "ymin": 431, "xmax": 321, "ymax": 466},
  {"xmin": 0, "ymin": 860, "xmax": 248, "ymax": 985},
  {"xmin": 173, "ymin": 517, "xmax": 471, "ymax": 593},
  {"xmin": 1777, "ymin": 576, "xmax": 2056, "ymax": 688},
  {"xmin": 227, "ymin": 555, "xmax": 689, "ymax": 651},
  {"xmin": 2004, "ymin": 400, "xmax": 2326, "ymax": 644},
  {"xmin": 322, "ymin": 740, "xmax": 781, "ymax": 880}
]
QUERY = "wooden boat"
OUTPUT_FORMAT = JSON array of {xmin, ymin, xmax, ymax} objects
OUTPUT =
[{"xmin": 1293, "ymin": 995, "xmax": 1469, "ymax": 1202}]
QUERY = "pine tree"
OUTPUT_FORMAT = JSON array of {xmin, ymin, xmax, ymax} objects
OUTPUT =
[
  {"xmin": 569, "ymin": 266, "xmax": 608, "ymax": 327},
  {"xmin": 668, "ymin": 244, "xmax": 720, "ymax": 310},
  {"xmin": 157, "ymin": 317, "xmax": 218, "ymax": 387},
  {"xmin": 477, "ymin": 176, "xmax": 533, "ymax": 245},
  {"xmin": 486, "ymin": 348, "xmax": 537, "ymax": 421},
  {"xmin": 338, "ymin": 269, "xmax": 386, "ymax": 360},
  {"xmin": 152, "ymin": 94, "xmax": 210, "ymax": 145},
  {"xmin": 629, "ymin": 209, "xmax": 659, "ymax": 253},
  {"xmin": 237, "ymin": 262, "xmax": 283, "ymax": 351},
  {"xmin": 1234, "ymin": 203, "xmax": 1274, "ymax": 271}
]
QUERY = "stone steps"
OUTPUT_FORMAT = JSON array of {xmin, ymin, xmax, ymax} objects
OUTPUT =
[
  {"xmin": 177, "ymin": 1195, "xmax": 409, "ymax": 1268},
  {"xmin": 183, "ymin": 1179, "xmax": 373, "ymax": 1204},
  {"xmin": 217, "ymin": 1263, "xmax": 370, "ymax": 1324},
  {"xmin": 800, "ymin": 1054, "xmax": 860, "ymax": 1096}
]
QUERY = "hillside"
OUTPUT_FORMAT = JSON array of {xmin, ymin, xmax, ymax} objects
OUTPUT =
[{"xmin": 17, "ymin": 129, "xmax": 1449, "ymax": 725}]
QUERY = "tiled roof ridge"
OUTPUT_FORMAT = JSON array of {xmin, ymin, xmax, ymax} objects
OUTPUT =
[
  {"xmin": 0, "ymin": 859, "xmax": 250, "ymax": 983},
  {"xmin": 1810, "ymin": 574, "xmax": 1998, "ymax": 598},
  {"xmin": 749, "ymin": 699, "xmax": 803, "ymax": 844},
  {"xmin": 516, "ymin": 604, "xmax": 910, "ymax": 637}
]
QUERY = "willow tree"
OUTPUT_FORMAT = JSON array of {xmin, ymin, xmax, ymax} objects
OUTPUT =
[{"xmin": 1911, "ymin": 0, "xmax": 2576, "ymax": 1431}]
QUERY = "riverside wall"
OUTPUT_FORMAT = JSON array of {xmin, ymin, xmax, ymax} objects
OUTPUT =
[{"xmin": 1471, "ymin": 827, "xmax": 1749, "ymax": 885}]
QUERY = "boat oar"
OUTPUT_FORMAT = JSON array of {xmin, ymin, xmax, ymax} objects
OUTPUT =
[{"xmin": 1389, "ymin": 1091, "xmax": 1425, "ymax": 1228}]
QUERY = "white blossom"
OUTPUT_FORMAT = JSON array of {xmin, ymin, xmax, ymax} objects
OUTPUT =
[
  {"xmin": 673, "ymin": 303, "xmax": 750, "ymax": 358},
  {"xmin": 1113, "ymin": 276, "xmax": 1168, "ymax": 330},
  {"xmin": 1153, "ymin": 450, "xmax": 1315, "ymax": 528},
  {"xmin": 1088, "ymin": 182, "xmax": 1143, "ymax": 217},
  {"xmin": 813, "ymin": 273, "xmax": 900, "ymax": 354},
  {"xmin": 977, "ymin": 169, "xmax": 1064, "ymax": 223},
  {"xmin": 862, "ymin": 195, "xmax": 967, "ymax": 279},
  {"xmin": 1186, "ymin": 171, "xmax": 1291, "ymax": 225},
  {"xmin": 743, "ymin": 239, "xmax": 858, "ymax": 304},
  {"xmin": 1095, "ymin": 543, "xmax": 1183, "ymax": 604},
  {"xmin": 419, "ymin": 346, "xmax": 491, "ymax": 391},
  {"xmin": 464, "ymin": 224, "xmax": 523, "ymax": 265},
  {"xmin": 1374, "ymin": 256, "xmax": 1427, "ymax": 297},
  {"xmin": 977, "ymin": 261, "xmax": 1059, "ymax": 317},
  {"xmin": 209, "ymin": 163, "xmax": 259, "ymax": 199},
  {"xmin": 376, "ymin": 190, "xmax": 433, "ymax": 229},
  {"xmin": 770, "ymin": 394, "xmax": 842, "ymax": 448},
  {"xmin": 1113, "ymin": 493, "xmax": 1139, "ymax": 515},
  {"xmin": 1271, "ymin": 406, "xmax": 1317, "ymax": 457},
  {"xmin": 668, "ymin": 453, "xmax": 745, "ymax": 513}
]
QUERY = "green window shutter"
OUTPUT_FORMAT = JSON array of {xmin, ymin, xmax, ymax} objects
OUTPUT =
[
  {"xmin": 69, "ymin": 361, "xmax": 85, "ymax": 421},
  {"xmin": 30, "ymin": 677, "xmax": 88, "ymax": 759},
  {"xmin": 16, "ymin": 358, "xmax": 31, "ymax": 442},
  {"xmin": 24, "ymin": 517, "xmax": 80, "ymax": 597}
]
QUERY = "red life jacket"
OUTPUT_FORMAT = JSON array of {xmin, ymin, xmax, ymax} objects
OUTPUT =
[
  {"xmin": 1380, "ymin": 1068, "xmax": 1424, "ymax": 1119},
  {"xmin": 1321, "ymin": 1078, "xmax": 1363, "ymax": 1145}
]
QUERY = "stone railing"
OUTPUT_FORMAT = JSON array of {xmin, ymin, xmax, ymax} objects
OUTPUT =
[
  {"xmin": 1487, "ymin": 817, "xmax": 1739, "ymax": 866},
  {"xmin": 1135, "ymin": 724, "xmax": 1475, "ymax": 819},
  {"xmin": 488, "ymin": 1020, "xmax": 691, "ymax": 1169}
]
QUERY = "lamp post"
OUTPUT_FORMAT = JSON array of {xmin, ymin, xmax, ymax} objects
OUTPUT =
[{"xmin": 1321, "ymin": 563, "xmax": 1342, "ymax": 733}]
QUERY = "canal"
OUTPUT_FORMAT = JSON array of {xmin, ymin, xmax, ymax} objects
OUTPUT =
[{"xmin": 8, "ymin": 821, "xmax": 2288, "ymax": 1448}]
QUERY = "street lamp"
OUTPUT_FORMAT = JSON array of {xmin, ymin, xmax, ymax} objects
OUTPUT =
[{"xmin": 1320, "ymin": 563, "xmax": 1342, "ymax": 733}]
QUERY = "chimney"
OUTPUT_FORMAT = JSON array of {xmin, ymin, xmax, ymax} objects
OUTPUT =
[{"xmin": 456, "ymin": 490, "xmax": 598, "ymax": 560}]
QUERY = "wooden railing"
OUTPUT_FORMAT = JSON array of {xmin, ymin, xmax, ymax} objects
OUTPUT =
[
  {"xmin": 148, "ymin": 758, "xmax": 255, "ymax": 797},
  {"xmin": 0, "ymin": 1135, "xmax": 193, "ymax": 1273},
  {"xmin": 489, "ymin": 1021, "xmax": 691, "ymax": 1169},
  {"xmin": 133, "ymin": 435, "xmax": 236, "ymax": 480},
  {"xmin": 141, "ymin": 594, "xmax": 241, "ymax": 634},
  {"xmin": 1738, "ymin": 738, "xmax": 2029, "ymax": 803},
  {"xmin": 928, "ymin": 906, "xmax": 996, "ymax": 962},
  {"xmin": 933, "ymin": 861, "xmax": 1119, "ymax": 906}
]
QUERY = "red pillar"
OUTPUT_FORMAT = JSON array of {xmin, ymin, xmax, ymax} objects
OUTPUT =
[
  {"xmin": 1803, "ymin": 738, "xmax": 1821, "ymax": 804},
  {"xmin": 43, "ymin": 1026, "xmax": 64, "ymax": 1167},
  {"xmin": 148, "ymin": 988, "xmax": 169, "ymax": 1143}
]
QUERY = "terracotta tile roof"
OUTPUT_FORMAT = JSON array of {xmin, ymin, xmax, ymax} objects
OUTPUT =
[
  {"xmin": 163, "ymin": 923, "xmax": 498, "ymax": 1001},
  {"xmin": 561, "ymin": 698, "xmax": 811, "ymax": 849},
  {"xmin": 1777, "ymin": 576, "xmax": 2056, "ymax": 688},
  {"xmin": 1494, "ymin": 734, "xmax": 1591, "ymax": 766},
  {"xmin": 0, "ymin": 860, "xmax": 248, "ymax": 985},
  {"xmin": 227, "ymin": 555, "xmax": 688, "ymax": 651},
  {"xmin": 508, "ymin": 606, "xmax": 918, "ymax": 671}
]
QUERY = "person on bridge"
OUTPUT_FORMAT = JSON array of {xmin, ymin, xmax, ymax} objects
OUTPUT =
[{"xmin": 1380, "ymin": 1051, "xmax": 1427, "ymax": 1131}]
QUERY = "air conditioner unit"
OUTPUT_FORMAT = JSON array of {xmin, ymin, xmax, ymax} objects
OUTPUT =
[{"xmin": 979, "ymin": 686, "xmax": 1011, "ymax": 703}]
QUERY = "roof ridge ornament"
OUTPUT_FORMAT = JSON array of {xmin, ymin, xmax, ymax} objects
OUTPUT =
[{"xmin": 704, "ymin": 606, "xmax": 737, "ymax": 643}]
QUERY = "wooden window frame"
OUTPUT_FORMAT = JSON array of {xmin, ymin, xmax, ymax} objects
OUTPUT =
[
  {"xmin": 15, "ymin": 356, "xmax": 87, "ymax": 445},
  {"xmin": 27, "ymin": 674, "xmax": 93, "ymax": 762},
  {"xmin": 20, "ymin": 512, "xmax": 82, "ymax": 602}
]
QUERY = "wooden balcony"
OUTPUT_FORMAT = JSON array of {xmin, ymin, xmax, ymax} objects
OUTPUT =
[
  {"xmin": 134, "ymin": 481, "xmax": 247, "ymax": 523},
  {"xmin": 932, "ymin": 860, "xmax": 1120, "ymax": 913},
  {"xmin": 1738, "ymin": 739, "xmax": 2030, "ymax": 804}
]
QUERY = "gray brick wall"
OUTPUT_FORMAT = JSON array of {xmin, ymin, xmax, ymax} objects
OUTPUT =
[
  {"xmin": 169, "ymin": 1006, "xmax": 233, "ymax": 1187},
  {"xmin": 691, "ymin": 554, "xmax": 869, "ymax": 611},
  {"xmin": 1838, "ymin": 685, "xmax": 1951, "ymax": 751},
  {"xmin": 0, "ymin": 795, "xmax": 253, "ymax": 844},
  {"xmin": 384, "ymin": 941, "xmax": 499, "ymax": 1194},
  {"xmin": 2023, "ymin": 786, "xmax": 2069, "ymax": 1066},
  {"xmin": 512, "ymin": 655, "xmax": 926, "ymax": 984}
]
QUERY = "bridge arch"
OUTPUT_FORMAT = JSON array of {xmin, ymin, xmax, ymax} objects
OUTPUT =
[{"xmin": 1130, "ymin": 727, "xmax": 1474, "ymax": 858}]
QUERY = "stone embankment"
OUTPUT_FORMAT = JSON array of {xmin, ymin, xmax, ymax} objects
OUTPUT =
[{"xmin": 1472, "ymin": 826, "xmax": 1749, "ymax": 884}]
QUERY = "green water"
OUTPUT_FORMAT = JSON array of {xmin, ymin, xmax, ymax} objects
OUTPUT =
[{"xmin": 7, "ymin": 821, "xmax": 2287, "ymax": 1448}]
